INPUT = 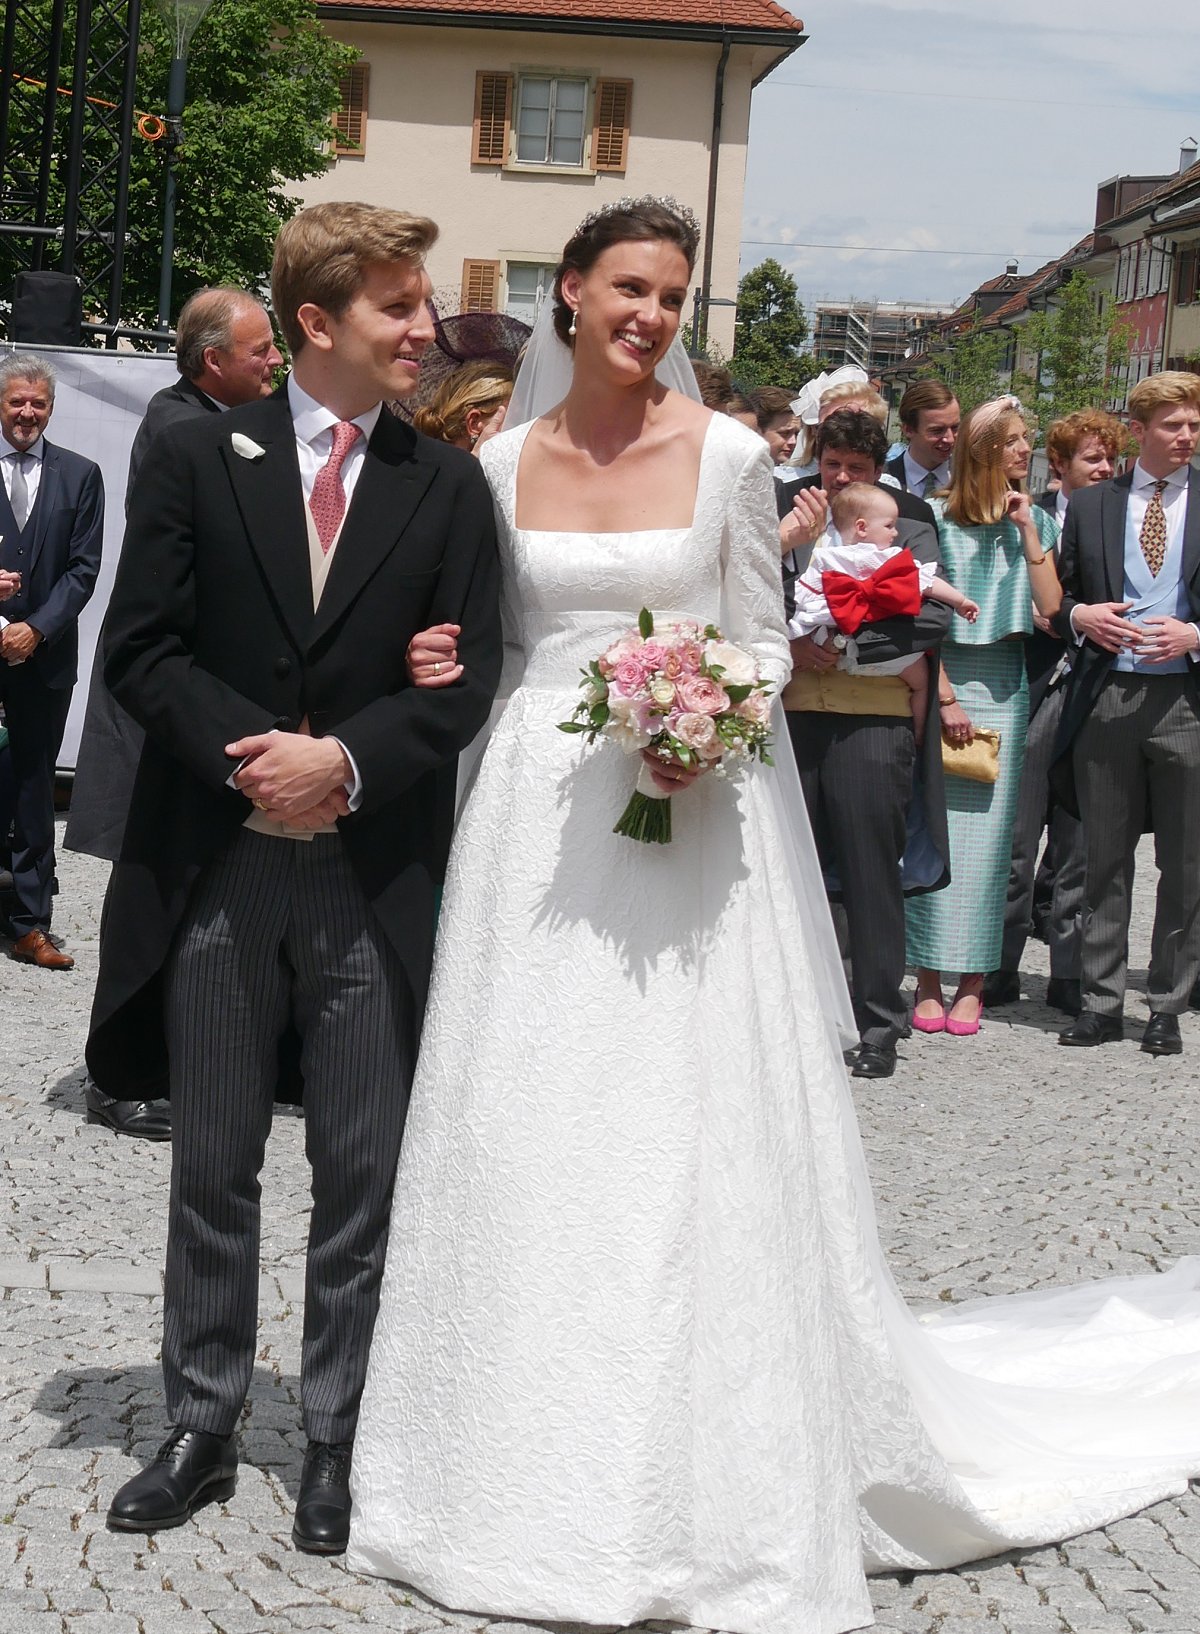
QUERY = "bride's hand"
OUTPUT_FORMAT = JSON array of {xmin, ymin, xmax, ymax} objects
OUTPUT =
[
  {"xmin": 641, "ymin": 747, "xmax": 706, "ymax": 794},
  {"xmin": 407, "ymin": 624, "xmax": 462, "ymax": 688}
]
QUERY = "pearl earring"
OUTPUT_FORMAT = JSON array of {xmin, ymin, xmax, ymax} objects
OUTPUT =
[{"xmin": 568, "ymin": 308, "xmax": 578, "ymax": 337}]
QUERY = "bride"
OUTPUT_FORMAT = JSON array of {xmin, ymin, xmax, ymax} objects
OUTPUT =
[{"xmin": 348, "ymin": 197, "xmax": 1200, "ymax": 1634}]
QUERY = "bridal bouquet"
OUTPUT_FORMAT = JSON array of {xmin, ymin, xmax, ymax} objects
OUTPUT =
[{"xmin": 558, "ymin": 609, "xmax": 774, "ymax": 844}]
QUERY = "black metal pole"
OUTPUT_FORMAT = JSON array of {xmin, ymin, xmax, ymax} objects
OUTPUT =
[
  {"xmin": 59, "ymin": 0, "xmax": 93, "ymax": 275},
  {"xmin": 155, "ymin": 53, "xmax": 187, "ymax": 342},
  {"xmin": 106, "ymin": 0, "xmax": 142, "ymax": 341}
]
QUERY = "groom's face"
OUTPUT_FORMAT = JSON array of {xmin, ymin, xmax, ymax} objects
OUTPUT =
[{"xmin": 323, "ymin": 259, "xmax": 436, "ymax": 403}]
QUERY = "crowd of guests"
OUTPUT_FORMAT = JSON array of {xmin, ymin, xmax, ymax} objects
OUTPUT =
[
  {"xmin": 692, "ymin": 357, "xmax": 1200, "ymax": 1079},
  {"xmin": 4, "ymin": 290, "xmax": 1199, "ymax": 1112}
]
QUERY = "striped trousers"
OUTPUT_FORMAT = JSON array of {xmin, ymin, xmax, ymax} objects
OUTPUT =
[
  {"xmin": 163, "ymin": 829, "xmax": 414, "ymax": 1443},
  {"xmin": 1074, "ymin": 673, "xmax": 1200, "ymax": 1016}
]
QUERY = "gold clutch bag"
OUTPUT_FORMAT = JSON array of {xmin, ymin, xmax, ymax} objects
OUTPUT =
[{"xmin": 941, "ymin": 726, "xmax": 1001, "ymax": 784}]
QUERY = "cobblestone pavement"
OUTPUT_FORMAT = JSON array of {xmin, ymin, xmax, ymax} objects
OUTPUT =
[{"xmin": 2, "ymin": 827, "xmax": 1199, "ymax": 1634}]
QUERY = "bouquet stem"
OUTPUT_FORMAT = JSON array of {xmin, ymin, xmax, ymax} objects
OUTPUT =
[{"xmin": 614, "ymin": 762, "xmax": 673, "ymax": 844}]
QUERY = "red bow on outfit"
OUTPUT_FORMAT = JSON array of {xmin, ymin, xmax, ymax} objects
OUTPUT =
[{"xmin": 821, "ymin": 549, "xmax": 922, "ymax": 636}]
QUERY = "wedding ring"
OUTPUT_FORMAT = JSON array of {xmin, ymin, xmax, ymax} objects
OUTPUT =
[
  {"xmin": 254, "ymin": 799, "xmax": 268, "ymax": 811},
  {"xmin": 434, "ymin": 662, "xmax": 442, "ymax": 676}
]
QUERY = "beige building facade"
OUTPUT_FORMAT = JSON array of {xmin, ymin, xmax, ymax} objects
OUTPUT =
[{"xmin": 303, "ymin": 0, "xmax": 803, "ymax": 353}]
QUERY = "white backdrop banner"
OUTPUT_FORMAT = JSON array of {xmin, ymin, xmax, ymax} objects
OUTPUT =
[{"xmin": 7, "ymin": 343, "xmax": 178, "ymax": 768}]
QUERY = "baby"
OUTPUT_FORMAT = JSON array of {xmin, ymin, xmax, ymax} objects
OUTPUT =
[{"xmin": 791, "ymin": 483, "xmax": 979, "ymax": 739}]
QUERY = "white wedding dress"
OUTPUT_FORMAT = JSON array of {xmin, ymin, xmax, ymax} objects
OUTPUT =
[{"xmin": 349, "ymin": 412, "xmax": 1200, "ymax": 1634}]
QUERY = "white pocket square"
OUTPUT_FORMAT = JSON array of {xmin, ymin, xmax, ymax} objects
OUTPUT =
[{"xmin": 231, "ymin": 432, "xmax": 266, "ymax": 461}]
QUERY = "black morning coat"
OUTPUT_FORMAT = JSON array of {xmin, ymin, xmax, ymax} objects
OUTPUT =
[{"xmin": 85, "ymin": 385, "xmax": 503, "ymax": 1101}]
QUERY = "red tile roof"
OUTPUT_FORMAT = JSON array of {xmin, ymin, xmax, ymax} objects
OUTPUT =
[{"xmin": 320, "ymin": 0, "xmax": 803, "ymax": 33}]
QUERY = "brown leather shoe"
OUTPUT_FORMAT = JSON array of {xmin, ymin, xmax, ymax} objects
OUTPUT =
[{"xmin": 11, "ymin": 930, "xmax": 74, "ymax": 970}]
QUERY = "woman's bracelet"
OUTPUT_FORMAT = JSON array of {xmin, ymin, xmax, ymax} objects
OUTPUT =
[
  {"xmin": 1025, "ymin": 549, "xmax": 1048, "ymax": 565},
  {"xmin": 939, "ymin": 696, "xmax": 956, "ymax": 708}
]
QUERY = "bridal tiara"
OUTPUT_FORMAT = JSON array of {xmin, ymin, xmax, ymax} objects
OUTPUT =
[{"xmin": 573, "ymin": 195, "xmax": 702, "ymax": 256}]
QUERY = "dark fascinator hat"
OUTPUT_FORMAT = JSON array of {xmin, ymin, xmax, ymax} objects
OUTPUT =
[{"xmin": 391, "ymin": 307, "xmax": 532, "ymax": 422}]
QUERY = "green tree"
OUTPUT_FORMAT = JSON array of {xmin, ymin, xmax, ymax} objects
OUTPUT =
[
  {"xmin": 1014, "ymin": 271, "xmax": 1131, "ymax": 424},
  {"xmin": 2, "ymin": 0, "xmax": 355, "ymax": 330},
  {"xmin": 728, "ymin": 258, "xmax": 819, "ymax": 391},
  {"xmin": 919, "ymin": 318, "xmax": 1011, "ymax": 415}
]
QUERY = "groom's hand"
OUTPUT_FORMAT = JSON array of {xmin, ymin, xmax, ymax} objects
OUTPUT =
[{"xmin": 227, "ymin": 731, "xmax": 351, "ymax": 818}]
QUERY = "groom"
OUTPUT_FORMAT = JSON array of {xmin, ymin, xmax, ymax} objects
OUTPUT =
[{"xmin": 89, "ymin": 202, "xmax": 503, "ymax": 1550}]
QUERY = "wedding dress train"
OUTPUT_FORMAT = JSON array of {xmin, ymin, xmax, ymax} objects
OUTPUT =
[{"xmin": 348, "ymin": 413, "xmax": 1200, "ymax": 1634}]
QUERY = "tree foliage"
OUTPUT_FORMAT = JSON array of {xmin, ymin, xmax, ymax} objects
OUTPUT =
[
  {"xmin": 918, "ymin": 318, "xmax": 1011, "ymax": 416},
  {"xmin": 727, "ymin": 258, "xmax": 821, "ymax": 391},
  {"xmin": 2, "ymin": 0, "xmax": 355, "ymax": 330},
  {"xmin": 1013, "ymin": 271, "xmax": 1131, "ymax": 424}
]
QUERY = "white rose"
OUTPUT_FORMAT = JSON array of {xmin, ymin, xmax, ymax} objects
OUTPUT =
[
  {"xmin": 649, "ymin": 678, "xmax": 676, "ymax": 707},
  {"xmin": 605, "ymin": 693, "xmax": 651, "ymax": 753},
  {"xmin": 703, "ymin": 641, "xmax": 757, "ymax": 686}
]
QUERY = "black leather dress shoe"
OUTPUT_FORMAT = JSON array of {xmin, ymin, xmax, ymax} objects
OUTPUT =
[
  {"xmin": 982, "ymin": 969, "xmax": 1021, "ymax": 1007},
  {"xmin": 1142, "ymin": 1012, "xmax": 1183, "ymax": 1056},
  {"xmin": 1058, "ymin": 1012, "xmax": 1123, "ymax": 1047},
  {"xmin": 293, "ymin": 1441, "xmax": 353, "ymax": 1554},
  {"xmin": 1190, "ymin": 977, "xmax": 1200, "ymax": 1011},
  {"xmin": 850, "ymin": 1042, "xmax": 896, "ymax": 1079},
  {"xmin": 85, "ymin": 1081, "xmax": 171, "ymax": 1142},
  {"xmin": 107, "ymin": 1429, "xmax": 236, "ymax": 1532},
  {"xmin": 1045, "ymin": 977, "xmax": 1082, "ymax": 1016}
]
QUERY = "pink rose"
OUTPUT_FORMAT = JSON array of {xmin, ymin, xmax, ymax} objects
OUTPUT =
[
  {"xmin": 663, "ymin": 651, "xmax": 684, "ymax": 680},
  {"xmin": 674, "ymin": 712, "xmax": 722, "ymax": 759},
  {"xmin": 599, "ymin": 633, "xmax": 643, "ymax": 678},
  {"xmin": 639, "ymin": 640, "xmax": 668, "ymax": 672},
  {"xmin": 613, "ymin": 657, "xmax": 649, "ymax": 696},
  {"xmin": 676, "ymin": 674, "xmax": 730, "ymax": 716},
  {"xmin": 736, "ymin": 690, "xmax": 771, "ymax": 725},
  {"xmin": 679, "ymin": 641, "xmax": 703, "ymax": 674}
]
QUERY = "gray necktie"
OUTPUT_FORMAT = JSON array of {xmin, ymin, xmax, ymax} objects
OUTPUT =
[
  {"xmin": 922, "ymin": 469, "xmax": 940, "ymax": 499},
  {"xmin": 9, "ymin": 453, "xmax": 31, "ymax": 529}
]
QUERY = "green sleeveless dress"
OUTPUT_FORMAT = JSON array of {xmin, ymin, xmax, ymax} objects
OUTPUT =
[{"xmin": 905, "ymin": 502, "xmax": 1058, "ymax": 973}]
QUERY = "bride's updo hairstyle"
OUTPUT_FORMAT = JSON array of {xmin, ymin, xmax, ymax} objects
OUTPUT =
[{"xmin": 552, "ymin": 195, "xmax": 702, "ymax": 345}]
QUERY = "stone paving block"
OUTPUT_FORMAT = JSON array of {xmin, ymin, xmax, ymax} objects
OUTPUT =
[
  {"xmin": 0, "ymin": 1258, "xmax": 47, "ymax": 1291},
  {"xmin": 45, "ymin": 1261, "xmax": 163, "ymax": 1297}
]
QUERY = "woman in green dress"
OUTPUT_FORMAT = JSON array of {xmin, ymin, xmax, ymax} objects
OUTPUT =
[{"xmin": 906, "ymin": 397, "xmax": 1062, "ymax": 1034}]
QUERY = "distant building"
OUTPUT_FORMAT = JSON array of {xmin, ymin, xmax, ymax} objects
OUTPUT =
[
  {"xmin": 303, "ymin": 0, "xmax": 805, "ymax": 354},
  {"xmin": 811, "ymin": 298, "xmax": 953, "ymax": 375}
]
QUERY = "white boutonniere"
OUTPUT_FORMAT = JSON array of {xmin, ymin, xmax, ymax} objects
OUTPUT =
[{"xmin": 231, "ymin": 432, "xmax": 266, "ymax": 461}]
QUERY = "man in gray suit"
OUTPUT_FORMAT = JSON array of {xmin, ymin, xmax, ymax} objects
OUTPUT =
[
  {"xmin": 68, "ymin": 288, "xmax": 281, "ymax": 1139},
  {"xmin": 1054, "ymin": 371, "xmax": 1200, "ymax": 1055}
]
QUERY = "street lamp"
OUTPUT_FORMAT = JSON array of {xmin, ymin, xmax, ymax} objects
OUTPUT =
[
  {"xmin": 154, "ymin": 0, "xmax": 223, "ymax": 342},
  {"xmin": 689, "ymin": 288, "xmax": 737, "ymax": 357}
]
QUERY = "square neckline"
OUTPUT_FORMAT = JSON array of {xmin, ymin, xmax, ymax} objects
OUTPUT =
[{"xmin": 509, "ymin": 412, "xmax": 719, "ymax": 538}]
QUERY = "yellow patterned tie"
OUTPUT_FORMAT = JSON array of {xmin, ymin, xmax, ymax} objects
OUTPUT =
[{"xmin": 1140, "ymin": 479, "xmax": 1168, "ymax": 577}]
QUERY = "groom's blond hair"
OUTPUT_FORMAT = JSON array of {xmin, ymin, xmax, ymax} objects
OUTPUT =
[{"xmin": 272, "ymin": 202, "xmax": 437, "ymax": 356}]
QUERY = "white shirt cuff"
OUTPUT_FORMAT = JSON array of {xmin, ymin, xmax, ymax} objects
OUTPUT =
[
  {"xmin": 330, "ymin": 736, "xmax": 363, "ymax": 809},
  {"xmin": 1068, "ymin": 605, "xmax": 1086, "ymax": 645}
]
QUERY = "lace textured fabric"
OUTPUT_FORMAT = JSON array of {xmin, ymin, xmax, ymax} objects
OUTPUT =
[{"xmin": 349, "ymin": 412, "xmax": 1200, "ymax": 1634}]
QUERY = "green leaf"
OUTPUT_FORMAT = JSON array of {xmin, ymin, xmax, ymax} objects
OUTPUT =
[
  {"xmin": 591, "ymin": 703, "xmax": 610, "ymax": 726},
  {"xmin": 725, "ymin": 683, "xmax": 752, "ymax": 703},
  {"xmin": 557, "ymin": 721, "xmax": 588, "ymax": 734},
  {"xmin": 638, "ymin": 607, "xmax": 654, "ymax": 640}
]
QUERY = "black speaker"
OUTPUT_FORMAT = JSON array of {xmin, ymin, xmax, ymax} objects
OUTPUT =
[{"xmin": 11, "ymin": 270, "xmax": 83, "ymax": 346}]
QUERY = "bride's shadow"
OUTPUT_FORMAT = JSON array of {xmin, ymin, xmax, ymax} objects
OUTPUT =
[{"xmin": 534, "ymin": 748, "xmax": 748, "ymax": 994}]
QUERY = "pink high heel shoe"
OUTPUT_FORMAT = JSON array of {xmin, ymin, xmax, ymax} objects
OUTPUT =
[
  {"xmin": 912, "ymin": 1003, "xmax": 946, "ymax": 1034},
  {"xmin": 945, "ymin": 995, "xmax": 983, "ymax": 1036}
]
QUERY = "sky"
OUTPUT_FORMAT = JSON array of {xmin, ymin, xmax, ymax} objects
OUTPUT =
[{"xmin": 739, "ymin": 0, "xmax": 1199, "ymax": 315}]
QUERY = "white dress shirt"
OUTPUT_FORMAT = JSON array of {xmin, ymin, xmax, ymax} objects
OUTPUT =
[{"xmin": 903, "ymin": 449, "xmax": 950, "ymax": 497}]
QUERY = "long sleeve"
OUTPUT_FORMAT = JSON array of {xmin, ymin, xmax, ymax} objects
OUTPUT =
[
  {"xmin": 29, "ymin": 460, "xmax": 104, "ymax": 645},
  {"xmin": 720, "ymin": 438, "xmax": 792, "ymax": 694}
]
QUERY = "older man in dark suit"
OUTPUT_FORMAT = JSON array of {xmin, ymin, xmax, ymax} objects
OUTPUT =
[
  {"xmin": 68, "ymin": 288, "xmax": 282, "ymax": 1138},
  {"xmin": 1053, "ymin": 371, "xmax": 1200, "ymax": 1055},
  {"xmin": 93, "ymin": 203, "xmax": 503, "ymax": 1550},
  {"xmin": 0, "ymin": 354, "xmax": 103, "ymax": 968}
]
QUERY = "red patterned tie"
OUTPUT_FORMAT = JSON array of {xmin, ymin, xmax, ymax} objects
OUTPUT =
[{"xmin": 309, "ymin": 421, "xmax": 362, "ymax": 554}]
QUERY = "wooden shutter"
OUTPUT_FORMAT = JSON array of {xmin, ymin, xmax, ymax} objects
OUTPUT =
[
  {"xmin": 472, "ymin": 71, "xmax": 512, "ymax": 165},
  {"xmin": 592, "ymin": 78, "xmax": 632, "ymax": 173},
  {"xmin": 334, "ymin": 62, "xmax": 369, "ymax": 155},
  {"xmin": 461, "ymin": 259, "xmax": 501, "ymax": 312}
]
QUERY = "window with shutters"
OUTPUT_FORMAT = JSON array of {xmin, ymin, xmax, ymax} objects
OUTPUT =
[
  {"xmin": 1176, "ymin": 247, "xmax": 1199, "ymax": 306},
  {"xmin": 334, "ymin": 62, "xmax": 369, "ymax": 156},
  {"xmin": 471, "ymin": 70, "xmax": 633, "ymax": 173},
  {"xmin": 461, "ymin": 259, "xmax": 501, "ymax": 312}
]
